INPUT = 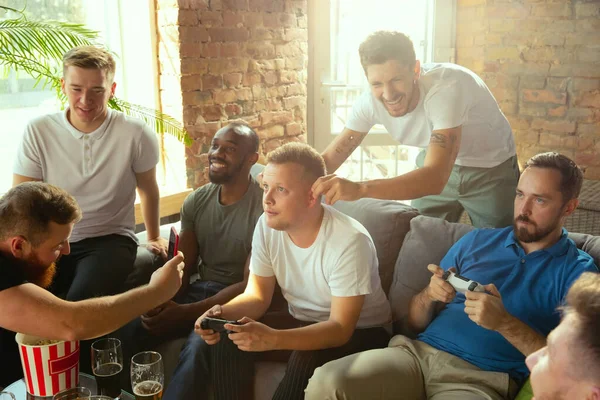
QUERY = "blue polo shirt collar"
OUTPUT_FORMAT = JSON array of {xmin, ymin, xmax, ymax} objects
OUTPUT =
[{"xmin": 505, "ymin": 227, "xmax": 570, "ymax": 257}]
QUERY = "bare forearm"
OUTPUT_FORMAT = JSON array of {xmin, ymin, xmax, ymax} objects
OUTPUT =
[
  {"xmin": 274, "ymin": 321, "xmax": 351, "ymax": 351},
  {"xmin": 322, "ymin": 129, "xmax": 367, "ymax": 173},
  {"xmin": 407, "ymin": 289, "xmax": 441, "ymax": 334},
  {"xmin": 185, "ymin": 281, "xmax": 248, "ymax": 320},
  {"xmin": 68, "ymin": 285, "xmax": 168, "ymax": 340},
  {"xmin": 139, "ymin": 186, "xmax": 161, "ymax": 240},
  {"xmin": 361, "ymin": 166, "xmax": 447, "ymax": 201},
  {"xmin": 221, "ymin": 293, "xmax": 270, "ymax": 321},
  {"xmin": 496, "ymin": 316, "xmax": 546, "ymax": 356}
]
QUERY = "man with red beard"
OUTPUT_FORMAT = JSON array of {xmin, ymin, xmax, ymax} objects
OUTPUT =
[
  {"xmin": 306, "ymin": 152, "xmax": 598, "ymax": 400},
  {"xmin": 0, "ymin": 182, "xmax": 185, "ymax": 388}
]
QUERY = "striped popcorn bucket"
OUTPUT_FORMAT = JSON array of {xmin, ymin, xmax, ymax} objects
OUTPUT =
[{"xmin": 15, "ymin": 333, "xmax": 80, "ymax": 397}]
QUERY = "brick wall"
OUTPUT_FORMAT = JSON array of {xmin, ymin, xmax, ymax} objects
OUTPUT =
[
  {"xmin": 156, "ymin": 0, "xmax": 308, "ymax": 188},
  {"xmin": 456, "ymin": 0, "xmax": 600, "ymax": 180}
]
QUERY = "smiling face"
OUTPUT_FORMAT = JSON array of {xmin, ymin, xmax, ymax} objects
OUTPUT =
[
  {"xmin": 61, "ymin": 66, "xmax": 116, "ymax": 133},
  {"xmin": 207, "ymin": 127, "xmax": 256, "ymax": 185},
  {"xmin": 366, "ymin": 59, "xmax": 420, "ymax": 117},
  {"xmin": 513, "ymin": 167, "xmax": 574, "ymax": 244}
]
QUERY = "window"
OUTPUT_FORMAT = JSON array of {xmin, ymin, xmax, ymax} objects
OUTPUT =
[
  {"xmin": 0, "ymin": 0, "xmax": 184, "ymax": 194},
  {"xmin": 308, "ymin": 0, "xmax": 456, "ymax": 185}
]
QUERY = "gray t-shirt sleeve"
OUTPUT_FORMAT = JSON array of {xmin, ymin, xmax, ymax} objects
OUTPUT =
[
  {"xmin": 249, "ymin": 215, "xmax": 275, "ymax": 277},
  {"xmin": 133, "ymin": 124, "xmax": 160, "ymax": 173},
  {"xmin": 13, "ymin": 124, "xmax": 43, "ymax": 179},
  {"xmin": 345, "ymin": 91, "xmax": 377, "ymax": 133},
  {"xmin": 328, "ymin": 232, "xmax": 375, "ymax": 297},
  {"xmin": 180, "ymin": 189, "xmax": 197, "ymax": 233}
]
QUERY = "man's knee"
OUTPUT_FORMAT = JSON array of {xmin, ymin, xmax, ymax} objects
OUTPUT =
[{"xmin": 305, "ymin": 359, "xmax": 353, "ymax": 400}]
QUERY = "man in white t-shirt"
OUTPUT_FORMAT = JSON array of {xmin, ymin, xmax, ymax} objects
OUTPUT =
[
  {"xmin": 12, "ymin": 46, "xmax": 164, "ymax": 301},
  {"xmin": 174, "ymin": 143, "xmax": 391, "ymax": 400},
  {"xmin": 312, "ymin": 31, "xmax": 519, "ymax": 228}
]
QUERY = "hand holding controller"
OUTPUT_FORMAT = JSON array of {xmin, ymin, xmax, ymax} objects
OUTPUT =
[
  {"xmin": 442, "ymin": 271, "xmax": 485, "ymax": 294},
  {"xmin": 200, "ymin": 317, "xmax": 242, "ymax": 334}
]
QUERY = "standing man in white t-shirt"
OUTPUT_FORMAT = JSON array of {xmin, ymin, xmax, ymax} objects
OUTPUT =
[
  {"xmin": 175, "ymin": 143, "xmax": 391, "ymax": 400},
  {"xmin": 312, "ymin": 31, "xmax": 519, "ymax": 228},
  {"xmin": 12, "ymin": 46, "xmax": 164, "ymax": 301}
]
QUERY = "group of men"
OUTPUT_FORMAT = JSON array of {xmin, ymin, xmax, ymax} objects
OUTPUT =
[{"xmin": 1, "ymin": 30, "xmax": 599, "ymax": 400}]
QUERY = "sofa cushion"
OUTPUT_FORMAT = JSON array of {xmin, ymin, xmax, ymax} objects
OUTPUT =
[
  {"xmin": 389, "ymin": 216, "xmax": 474, "ymax": 334},
  {"xmin": 332, "ymin": 199, "xmax": 419, "ymax": 294},
  {"xmin": 568, "ymin": 232, "xmax": 600, "ymax": 267}
]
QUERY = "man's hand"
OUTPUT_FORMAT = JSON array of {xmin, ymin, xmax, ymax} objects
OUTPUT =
[
  {"xmin": 227, "ymin": 317, "xmax": 278, "ymax": 352},
  {"xmin": 148, "ymin": 252, "xmax": 184, "ymax": 302},
  {"xmin": 141, "ymin": 301, "xmax": 190, "ymax": 336},
  {"xmin": 425, "ymin": 264, "xmax": 457, "ymax": 303},
  {"xmin": 464, "ymin": 284, "xmax": 512, "ymax": 330},
  {"xmin": 311, "ymin": 174, "xmax": 366, "ymax": 205},
  {"xmin": 146, "ymin": 236, "xmax": 169, "ymax": 260},
  {"xmin": 194, "ymin": 305, "xmax": 224, "ymax": 345}
]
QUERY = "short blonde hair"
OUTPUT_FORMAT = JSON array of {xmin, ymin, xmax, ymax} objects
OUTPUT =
[
  {"xmin": 267, "ymin": 143, "xmax": 326, "ymax": 182},
  {"xmin": 63, "ymin": 46, "xmax": 116, "ymax": 80}
]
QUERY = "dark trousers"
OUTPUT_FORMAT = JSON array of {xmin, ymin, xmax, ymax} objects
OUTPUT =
[
  {"xmin": 163, "ymin": 317, "xmax": 390, "ymax": 400},
  {"xmin": 51, "ymin": 234, "xmax": 138, "ymax": 301}
]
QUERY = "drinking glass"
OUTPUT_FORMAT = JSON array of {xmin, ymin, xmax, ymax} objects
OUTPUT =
[
  {"xmin": 0, "ymin": 392, "xmax": 16, "ymax": 400},
  {"xmin": 91, "ymin": 338, "xmax": 123, "ymax": 398},
  {"xmin": 52, "ymin": 386, "xmax": 91, "ymax": 399},
  {"xmin": 130, "ymin": 351, "xmax": 164, "ymax": 400}
]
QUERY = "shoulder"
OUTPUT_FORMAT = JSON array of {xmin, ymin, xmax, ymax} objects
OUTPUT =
[
  {"xmin": 24, "ymin": 112, "xmax": 64, "ymax": 136},
  {"xmin": 324, "ymin": 206, "xmax": 374, "ymax": 246},
  {"xmin": 111, "ymin": 110, "xmax": 155, "ymax": 137},
  {"xmin": 186, "ymin": 183, "xmax": 219, "ymax": 205},
  {"xmin": 564, "ymin": 238, "xmax": 598, "ymax": 272}
]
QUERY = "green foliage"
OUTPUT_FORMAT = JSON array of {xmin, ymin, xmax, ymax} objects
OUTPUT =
[{"xmin": 0, "ymin": 5, "xmax": 191, "ymax": 146}]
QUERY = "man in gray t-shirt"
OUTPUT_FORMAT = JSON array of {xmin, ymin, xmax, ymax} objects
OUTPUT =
[{"xmin": 116, "ymin": 122, "xmax": 264, "ymax": 389}]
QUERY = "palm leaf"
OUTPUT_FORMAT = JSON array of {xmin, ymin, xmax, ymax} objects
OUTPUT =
[
  {"xmin": 109, "ymin": 98, "xmax": 193, "ymax": 146},
  {"xmin": 0, "ymin": 17, "xmax": 98, "ymax": 62}
]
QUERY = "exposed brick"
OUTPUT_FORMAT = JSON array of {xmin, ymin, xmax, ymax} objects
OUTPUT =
[
  {"xmin": 208, "ymin": 58, "xmax": 249, "ymax": 74},
  {"xmin": 584, "ymin": 167, "xmax": 600, "ymax": 180},
  {"xmin": 279, "ymin": 70, "xmax": 299, "ymax": 84},
  {"xmin": 576, "ymin": 152, "xmax": 600, "ymax": 167},
  {"xmin": 178, "ymin": 0, "xmax": 210, "ymax": 10},
  {"xmin": 263, "ymin": 138, "xmax": 282, "ymax": 153},
  {"xmin": 531, "ymin": 3, "xmax": 572, "ymax": 18},
  {"xmin": 182, "ymin": 90, "xmax": 213, "ymax": 106},
  {"xmin": 550, "ymin": 64, "xmax": 600, "ymax": 78},
  {"xmin": 506, "ymin": 116, "xmax": 531, "ymax": 130},
  {"xmin": 566, "ymin": 33, "xmax": 600, "ymax": 46},
  {"xmin": 263, "ymin": 70, "xmax": 279, "ymax": 85},
  {"xmin": 522, "ymin": 90, "xmax": 567, "ymax": 105},
  {"xmin": 202, "ymin": 75, "xmax": 223, "ymax": 90},
  {"xmin": 209, "ymin": 27, "xmax": 250, "ymax": 42},
  {"xmin": 578, "ymin": 123, "xmax": 600, "ymax": 136},
  {"xmin": 283, "ymin": 96, "xmax": 306, "ymax": 109},
  {"xmin": 520, "ymin": 104, "xmax": 549, "ymax": 117},
  {"xmin": 199, "ymin": 11, "xmax": 223, "ymax": 26},
  {"xmin": 225, "ymin": 104, "xmax": 243, "ymax": 117},
  {"xmin": 223, "ymin": 72, "xmax": 243, "ymax": 88},
  {"xmin": 181, "ymin": 75, "xmax": 202, "ymax": 91},
  {"xmin": 257, "ymin": 125, "xmax": 285, "ymax": 139},
  {"xmin": 201, "ymin": 105, "xmax": 226, "ymax": 121},
  {"xmin": 245, "ymin": 41, "xmax": 276, "ymax": 58},
  {"xmin": 260, "ymin": 111, "xmax": 294, "ymax": 125},
  {"xmin": 458, "ymin": 0, "xmax": 486, "ymax": 7},
  {"xmin": 243, "ymin": 72, "xmax": 262, "ymax": 86},
  {"xmin": 266, "ymin": 85, "xmax": 287, "ymax": 98},
  {"xmin": 548, "ymin": 106, "xmax": 567, "ymax": 117},
  {"xmin": 513, "ymin": 130, "xmax": 539, "ymax": 146},
  {"xmin": 531, "ymin": 119, "xmax": 576, "ymax": 133},
  {"xmin": 214, "ymin": 89, "xmax": 238, "ymax": 104},
  {"xmin": 242, "ymin": 12, "xmax": 263, "ymax": 27},
  {"xmin": 252, "ymin": 84, "xmax": 266, "ymax": 99},
  {"xmin": 236, "ymin": 88, "xmax": 253, "ymax": 101},
  {"xmin": 577, "ymin": 48, "xmax": 600, "ymax": 63},
  {"xmin": 575, "ymin": 2, "xmax": 600, "ymax": 19},
  {"xmin": 546, "ymin": 78, "xmax": 569, "ymax": 92},
  {"xmin": 284, "ymin": 28, "xmax": 307, "ymax": 41},
  {"xmin": 520, "ymin": 76, "xmax": 546, "ymax": 90},
  {"xmin": 286, "ymin": 83, "xmax": 305, "ymax": 96},
  {"xmin": 203, "ymin": 42, "xmax": 221, "ymax": 58},
  {"xmin": 521, "ymin": 47, "xmax": 574, "ymax": 63},
  {"xmin": 179, "ymin": 26, "xmax": 209, "ymax": 42},
  {"xmin": 575, "ymin": 90, "xmax": 600, "ymax": 108},
  {"xmin": 222, "ymin": 0, "xmax": 249, "ymax": 10},
  {"xmin": 576, "ymin": 19, "xmax": 600, "ymax": 32},
  {"xmin": 221, "ymin": 43, "xmax": 243, "ymax": 57},
  {"xmin": 489, "ymin": 20, "xmax": 517, "ymax": 33},
  {"xmin": 500, "ymin": 63, "xmax": 550, "ymax": 76},
  {"xmin": 181, "ymin": 59, "xmax": 209, "ymax": 75},
  {"xmin": 223, "ymin": 11, "xmax": 244, "ymax": 27},
  {"xmin": 179, "ymin": 9, "xmax": 199, "ymax": 25},
  {"xmin": 249, "ymin": 0, "xmax": 285, "ymax": 12},
  {"xmin": 180, "ymin": 42, "xmax": 203, "ymax": 58},
  {"xmin": 250, "ymin": 28, "xmax": 275, "ymax": 40},
  {"xmin": 285, "ymin": 56, "xmax": 305, "ymax": 70},
  {"xmin": 285, "ymin": 122, "xmax": 302, "ymax": 136}
]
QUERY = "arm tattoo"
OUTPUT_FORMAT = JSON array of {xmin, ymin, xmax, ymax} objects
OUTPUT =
[
  {"xmin": 335, "ymin": 132, "xmax": 366, "ymax": 156},
  {"xmin": 429, "ymin": 133, "xmax": 448, "ymax": 148}
]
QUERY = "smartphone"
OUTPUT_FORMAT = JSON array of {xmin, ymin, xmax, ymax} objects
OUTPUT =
[{"xmin": 167, "ymin": 226, "xmax": 179, "ymax": 260}]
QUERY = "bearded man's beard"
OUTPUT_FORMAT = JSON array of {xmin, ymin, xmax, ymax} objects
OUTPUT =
[{"xmin": 18, "ymin": 255, "xmax": 58, "ymax": 289}]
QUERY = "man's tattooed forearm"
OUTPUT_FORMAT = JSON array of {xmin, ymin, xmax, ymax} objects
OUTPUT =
[{"xmin": 335, "ymin": 132, "xmax": 366, "ymax": 155}]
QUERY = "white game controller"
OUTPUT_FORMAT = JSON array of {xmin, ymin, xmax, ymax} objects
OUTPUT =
[{"xmin": 442, "ymin": 271, "xmax": 485, "ymax": 294}]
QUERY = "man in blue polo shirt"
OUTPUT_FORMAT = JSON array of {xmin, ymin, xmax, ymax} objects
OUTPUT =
[{"xmin": 305, "ymin": 152, "xmax": 598, "ymax": 400}]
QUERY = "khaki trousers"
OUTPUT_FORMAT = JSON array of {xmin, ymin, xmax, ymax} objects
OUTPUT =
[{"xmin": 305, "ymin": 335, "xmax": 519, "ymax": 400}]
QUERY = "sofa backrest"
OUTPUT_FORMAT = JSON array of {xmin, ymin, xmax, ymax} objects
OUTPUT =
[{"xmin": 332, "ymin": 199, "xmax": 419, "ymax": 293}]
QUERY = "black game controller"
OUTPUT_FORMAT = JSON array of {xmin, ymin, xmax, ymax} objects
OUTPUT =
[{"xmin": 200, "ymin": 317, "xmax": 242, "ymax": 334}]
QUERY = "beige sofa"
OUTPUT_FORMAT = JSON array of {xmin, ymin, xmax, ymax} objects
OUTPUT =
[{"xmin": 137, "ymin": 198, "xmax": 600, "ymax": 399}]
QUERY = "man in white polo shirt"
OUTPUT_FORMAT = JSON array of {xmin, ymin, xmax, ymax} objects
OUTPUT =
[
  {"xmin": 12, "ymin": 46, "xmax": 164, "ymax": 301},
  {"xmin": 312, "ymin": 31, "xmax": 519, "ymax": 228}
]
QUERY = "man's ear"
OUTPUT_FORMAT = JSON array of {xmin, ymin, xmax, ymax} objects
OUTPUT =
[
  {"xmin": 588, "ymin": 386, "xmax": 600, "ymax": 400},
  {"xmin": 413, "ymin": 60, "xmax": 421, "ymax": 80},
  {"xmin": 60, "ymin": 77, "xmax": 66, "ymax": 95},
  {"xmin": 563, "ymin": 198, "xmax": 579, "ymax": 217},
  {"xmin": 307, "ymin": 188, "xmax": 320, "ymax": 208},
  {"xmin": 248, "ymin": 152, "xmax": 259, "ymax": 165},
  {"xmin": 10, "ymin": 236, "xmax": 29, "ymax": 258}
]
